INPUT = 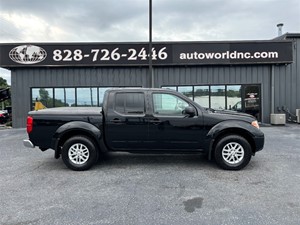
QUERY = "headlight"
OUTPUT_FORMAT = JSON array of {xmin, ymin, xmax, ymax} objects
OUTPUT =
[{"xmin": 251, "ymin": 120, "xmax": 260, "ymax": 129}]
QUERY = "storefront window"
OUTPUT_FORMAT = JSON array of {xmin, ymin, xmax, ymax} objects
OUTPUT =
[
  {"xmin": 77, "ymin": 88, "xmax": 98, "ymax": 106},
  {"xmin": 53, "ymin": 88, "xmax": 75, "ymax": 107},
  {"xmin": 178, "ymin": 86, "xmax": 193, "ymax": 100},
  {"xmin": 159, "ymin": 84, "xmax": 261, "ymax": 121},
  {"xmin": 65, "ymin": 88, "xmax": 76, "ymax": 107},
  {"xmin": 227, "ymin": 85, "xmax": 242, "ymax": 111},
  {"xmin": 31, "ymin": 86, "xmax": 142, "ymax": 109},
  {"xmin": 194, "ymin": 86, "xmax": 209, "ymax": 108},
  {"xmin": 54, "ymin": 88, "xmax": 67, "ymax": 107},
  {"xmin": 210, "ymin": 85, "xmax": 225, "ymax": 110},
  {"xmin": 32, "ymin": 88, "xmax": 54, "ymax": 108},
  {"xmin": 99, "ymin": 87, "xmax": 110, "ymax": 106},
  {"xmin": 31, "ymin": 88, "xmax": 39, "ymax": 104}
]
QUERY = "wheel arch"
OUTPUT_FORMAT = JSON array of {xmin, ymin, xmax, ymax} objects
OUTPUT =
[
  {"xmin": 207, "ymin": 121, "xmax": 257, "ymax": 160},
  {"xmin": 52, "ymin": 121, "xmax": 103, "ymax": 159}
]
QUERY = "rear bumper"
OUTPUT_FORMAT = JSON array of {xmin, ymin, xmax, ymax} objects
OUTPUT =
[{"xmin": 23, "ymin": 139, "xmax": 35, "ymax": 148}]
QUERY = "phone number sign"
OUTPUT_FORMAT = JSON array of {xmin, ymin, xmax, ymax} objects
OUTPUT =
[
  {"xmin": 0, "ymin": 41, "xmax": 293, "ymax": 67},
  {"xmin": 1, "ymin": 43, "xmax": 173, "ymax": 67}
]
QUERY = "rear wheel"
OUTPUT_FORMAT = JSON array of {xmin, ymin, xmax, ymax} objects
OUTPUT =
[
  {"xmin": 62, "ymin": 136, "xmax": 98, "ymax": 171},
  {"xmin": 214, "ymin": 135, "xmax": 252, "ymax": 170}
]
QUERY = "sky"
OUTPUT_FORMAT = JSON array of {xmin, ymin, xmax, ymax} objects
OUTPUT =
[{"xmin": 0, "ymin": 0, "xmax": 299, "ymax": 85}]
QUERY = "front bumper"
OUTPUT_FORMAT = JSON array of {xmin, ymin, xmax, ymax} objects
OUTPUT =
[
  {"xmin": 23, "ymin": 139, "xmax": 35, "ymax": 148},
  {"xmin": 253, "ymin": 135, "xmax": 265, "ymax": 152}
]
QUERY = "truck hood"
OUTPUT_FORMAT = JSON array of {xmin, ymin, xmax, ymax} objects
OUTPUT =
[
  {"xmin": 205, "ymin": 108, "xmax": 256, "ymax": 122},
  {"xmin": 214, "ymin": 109, "xmax": 255, "ymax": 118}
]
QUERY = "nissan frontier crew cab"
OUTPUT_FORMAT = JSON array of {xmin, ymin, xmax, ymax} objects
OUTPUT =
[{"xmin": 23, "ymin": 88, "xmax": 264, "ymax": 171}]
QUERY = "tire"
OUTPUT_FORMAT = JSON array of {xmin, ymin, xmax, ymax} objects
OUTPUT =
[
  {"xmin": 214, "ymin": 135, "xmax": 252, "ymax": 170},
  {"xmin": 61, "ymin": 136, "xmax": 99, "ymax": 171}
]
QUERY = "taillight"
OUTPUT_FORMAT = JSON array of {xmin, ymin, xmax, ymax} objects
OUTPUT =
[{"xmin": 27, "ymin": 116, "xmax": 33, "ymax": 133}]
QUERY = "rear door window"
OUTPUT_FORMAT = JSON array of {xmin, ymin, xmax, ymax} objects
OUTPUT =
[{"xmin": 115, "ymin": 93, "xmax": 145, "ymax": 115}]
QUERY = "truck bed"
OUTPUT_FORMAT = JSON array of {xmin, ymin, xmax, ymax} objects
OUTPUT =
[{"xmin": 29, "ymin": 107, "xmax": 102, "ymax": 116}]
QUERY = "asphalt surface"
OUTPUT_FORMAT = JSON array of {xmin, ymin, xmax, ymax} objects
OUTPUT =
[{"xmin": 0, "ymin": 125, "xmax": 300, "ymax": 225}]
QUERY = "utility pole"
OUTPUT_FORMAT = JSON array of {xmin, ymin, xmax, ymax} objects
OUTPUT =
[{"xmin": 149, "ymin": 0, "xmax": 154, "ymax": 88}]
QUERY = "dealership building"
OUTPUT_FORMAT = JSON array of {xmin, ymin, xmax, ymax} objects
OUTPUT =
[{"xmin": 0, "ymin": 33, "xmax": 299, "ymax": 128}]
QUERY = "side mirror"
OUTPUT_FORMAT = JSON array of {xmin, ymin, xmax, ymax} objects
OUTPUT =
[{"xmin": 184, "ymin": 106, "xmax": 195, "ymax": 117}]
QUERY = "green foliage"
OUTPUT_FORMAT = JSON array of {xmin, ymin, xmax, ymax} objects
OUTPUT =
[
  {"xmin": 181, "ymin": 91, "xmax": 193, "ymax": 98},
  {"xmin": 195, "ymin": 89, "xmax": 209, "ymax": 96},
  {"xmin": 38, "ymin": 88, "xmax": 53, "ymax": 107},
  {"xmin": 0, "ymin": 77, "xmax": 8, "ymax": 88},
  {"xmin": 227, "ymin": 90, "xmax": 241, "ymax": 98},
  {"xmin": 0, "ymin": 76, "xmax": 11, "ymax": 109},
  {"xmin": 37, "ymin": 88, "xmax": 65, "ymax": 108}
]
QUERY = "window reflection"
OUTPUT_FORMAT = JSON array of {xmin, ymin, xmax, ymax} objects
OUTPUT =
[
  {"xmin": 178, "ymin": 86, "xmax": 193, "ymax": 100},
  {"xmin": 32, "ymin": 88, "xmax": 40, "ymax": 104},
  {"xmin": 31, "ymin": 86, "xmax": 140, "ymax": 109},
  {"xmin": 77, "ymin": 88, "xmax": 98, "ymax": 106},
  {"xmin": 53, "ymin": 88, "xmax": 76, "ymax": 107},
  {"xmin": 54, "ymin": 88, "xmax": 67, "ymax": 107},
  {"xmin": 32, "ymin": 88, "xmax": 53, "ymax": 108},
  {"xmin": 227, "ymin": 85, "xmax": 242, "ymax": 111},
  {"xmin": 99, "ymin": 88, "xmax": 110, "ymax": 106},
  {"xmin": 194, "ymin": 86, "xmax": 209, "ymax": 108},
  {"xmin": 210, "ymin": 86, "xmax": 225, "ymax": 110},
  {"xmin": 65, "ymin": 88, "xmax": 76, "ymax": 107}
]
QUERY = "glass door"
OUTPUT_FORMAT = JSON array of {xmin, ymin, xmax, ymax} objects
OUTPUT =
[{"xmin": 242, "ymin": 85, "xmax": 261, "ymax": 121}]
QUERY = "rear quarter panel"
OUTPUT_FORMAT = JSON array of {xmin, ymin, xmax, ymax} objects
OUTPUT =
[{"xmin": 28, "ymin": 107, "xmax": 103, "ymax": 149}]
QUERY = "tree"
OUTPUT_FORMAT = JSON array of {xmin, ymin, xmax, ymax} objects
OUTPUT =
[
  {"xmin": 38, "ymin": 88, "xmax": 53, "ymax": 107},
  {"xmin": 0, "ymin": 76, "xmax": 11, "ymax": 107},
  {"xmin": 0, "ymin": 77, "xmax": 8, "ymax": 88}
]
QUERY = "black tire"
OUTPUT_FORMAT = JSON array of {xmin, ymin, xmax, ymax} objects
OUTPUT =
[
  {"xmin": 61, "ymin": 136, "xmax": 99, "ymax": 171},
  {"xmin": 214, "ymin": 135, "xmax": 252, "ymax": 170}
]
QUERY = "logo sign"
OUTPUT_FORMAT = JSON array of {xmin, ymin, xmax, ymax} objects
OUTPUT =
[{"xmin": 9, "ymin": 45, "xmax": 47, "ymax": 65}]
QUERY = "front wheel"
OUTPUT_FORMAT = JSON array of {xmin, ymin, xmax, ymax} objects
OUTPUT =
[
  {"xmin": 62, "ymin": 136, "xmax": 98, "ymax": 171},
  {"xmin": 214, "ymin": 135, "xmax": 252, "ymax": 170}
]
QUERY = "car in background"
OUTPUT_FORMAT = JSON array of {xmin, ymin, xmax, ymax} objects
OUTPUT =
[{"xmin": 0, "ymin": 110, "xmax": 9, "ymax": 124}]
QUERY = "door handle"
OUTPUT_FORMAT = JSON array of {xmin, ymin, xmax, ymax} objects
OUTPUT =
[
  {"xmin": 110, "ymin": 118, "xmax": 124, "ymax": 124},
  {"xmin": 150, "ymin": 118, "xmax": 162, "ymax": 125}
]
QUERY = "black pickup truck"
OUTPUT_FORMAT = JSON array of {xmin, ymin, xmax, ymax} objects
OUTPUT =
[{"xmin": 23, "ymin": 88, "xmax": 264, "ymax": 171}]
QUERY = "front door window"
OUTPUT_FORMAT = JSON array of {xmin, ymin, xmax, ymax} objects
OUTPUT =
[{"xmin": 153, "ymin": 93, "xmax": 189, "ymax": 116}]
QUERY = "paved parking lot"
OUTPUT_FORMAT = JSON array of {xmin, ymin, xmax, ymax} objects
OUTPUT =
[{"xmin": 1, "ymin": 125, "xmax": 300, "ymax": 225}]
